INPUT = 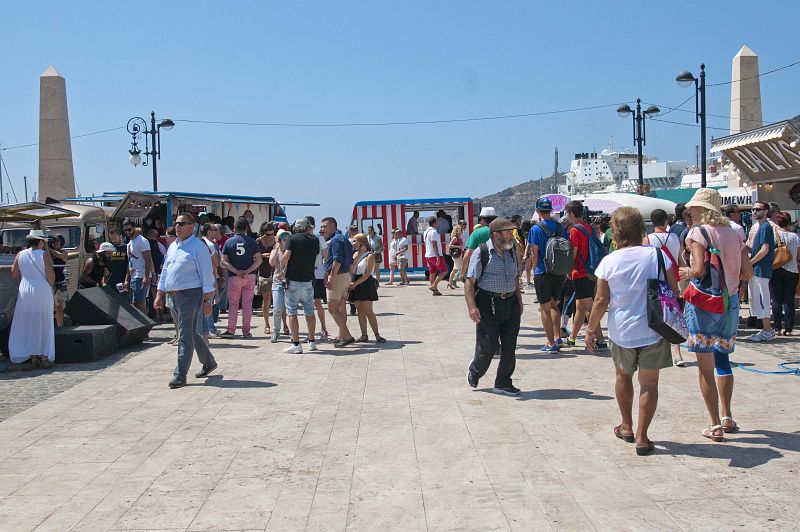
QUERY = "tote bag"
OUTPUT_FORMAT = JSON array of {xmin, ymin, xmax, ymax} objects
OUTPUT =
[
  {"xmin": 647, "ymin": 249, "xmax": 688, "ymax": 344},
  {"xmin": 682, "ymin": 226, "xmax": 729, "ymax": 314}
]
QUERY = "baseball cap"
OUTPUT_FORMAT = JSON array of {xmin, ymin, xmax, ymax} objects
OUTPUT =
[
  {"xmin": 98, "ymin": 242, "xmax": 116, "ymax": 253},
  {"xmin": 535, "ymin": 197, "xmax": 553, "ymax": 211},
  {"xmin": 294, "ymin": 217, "xmax": 310, "ymax": 231}
]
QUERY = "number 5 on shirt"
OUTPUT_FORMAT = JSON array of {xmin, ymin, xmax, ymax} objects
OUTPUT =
[{"xmin": 236, "ymin": 242, "xmax": 245, "ymax": 256}]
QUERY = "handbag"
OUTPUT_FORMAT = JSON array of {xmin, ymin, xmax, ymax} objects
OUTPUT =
[
  {"xmin": 449, "ymin": 246, "xmax": 462, "ymax": 258},
  {"xmin": 773, "ymin": 230, "xmax": 792, "ymax": 269},
  {"xmin": 647, "ymin": 249, "xmax": 689, "ymax": 344},
  {"xmin": 682, "ymin": 226, "xmax": 729, "ymax": 314}
]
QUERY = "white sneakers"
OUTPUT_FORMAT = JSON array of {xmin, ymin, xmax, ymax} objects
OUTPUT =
[
  {"xmin": 749, "ymin": 330, "xmax": 775, "ymax": 342},
  {"xmin": 283, "ymin": 340, "xmax": 319, "ymax": 353}
]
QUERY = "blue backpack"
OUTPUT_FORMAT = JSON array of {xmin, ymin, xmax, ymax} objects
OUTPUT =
[{"xmin": 574, "ymin": 224, "xmax": 606, "ymax": 277}]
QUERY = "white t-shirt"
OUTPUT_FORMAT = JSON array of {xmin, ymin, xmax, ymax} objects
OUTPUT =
[
  {"xmin": 647, "ymin": 231, "xmax": 680, "ymax": 265},
  {"xmin": 729, "ymin": 220, "xmax": 746, "ymax": 243},
  {"xmin": 314, "ymin": 235, "xmax": 327, "ymax": 280},
  {"xmin": 423, "ymin": 227, "xmax": 441, "ymax": 258},
  {"xmin": 595, "ymin": 246, "xmax": 673, "ymax": 349},
  {"xmin": 389, "ymin": 236, "xmax": 408, "ymax": 261},
  {"xmin": 779, "ymin": 230, "xmax": 799, "ymax": 274},
  {"xmin": 127, "ymin": 234, "xmax": 151, "ymax": 279}
]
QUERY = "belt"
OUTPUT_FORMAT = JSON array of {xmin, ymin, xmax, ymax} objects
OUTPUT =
[
  {"xmin": 479, "ymin": 289, "xmax": 516, "ymax": 299},
  {"xmin": 166, "ymin": 287, "xmax": 200, "ymax": 296}
]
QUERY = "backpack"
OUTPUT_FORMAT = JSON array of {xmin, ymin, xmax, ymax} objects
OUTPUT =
[
  {"xmin": 651, "ymin": 232, "xmax": 681, "ymax": 281},
  {"xmin": 573, "ymin": 223, "xmax": 606, "ymax": 277},
  {"xmin": 537, "ymin": 221, "xmax": 573, "ymax": 276},
  {"xmin": 683, "ymin": 225, "xmax": 729, "ymax": 314}
]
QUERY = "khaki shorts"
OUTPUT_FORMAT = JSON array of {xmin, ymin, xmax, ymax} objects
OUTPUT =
[
  {"xmin": 329, "ymin": 272, "xmax": 351, "ymax": 302},
  {"xmin": 257, "ymin": 275, "xmax": 273, "ymax": 294},
  {"xmin": 611, "ymin": 337, "xmax": 672, "ymax": 374}
]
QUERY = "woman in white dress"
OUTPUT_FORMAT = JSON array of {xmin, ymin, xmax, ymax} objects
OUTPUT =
[{"xmin": 10, "ymin": 230, "xmax": 55, "ymax": 368}]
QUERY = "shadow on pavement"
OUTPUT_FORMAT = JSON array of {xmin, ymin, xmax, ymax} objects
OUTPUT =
[
  {"xmin": 658, "ymin": 432, "xmax": 791, "ymax": 468},
  {"xmin": 206, "ymin": 342, "xmax": 260, "ymax": 349},
  {"xmin": 517, "ymin": 352, "xmax": 577, "ymax": 360},
  {"xmin": 515, "ymin": 388, "xmax": 613, "ymax": 401},
  {"xmin": 199, "ymin": 375, "xmax": 277, "ymax": 389}
]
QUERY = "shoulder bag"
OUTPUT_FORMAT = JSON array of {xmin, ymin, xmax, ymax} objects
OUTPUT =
[{"xmin": 647, "ymin": 249, "xmax": 688, "ymax": 344}]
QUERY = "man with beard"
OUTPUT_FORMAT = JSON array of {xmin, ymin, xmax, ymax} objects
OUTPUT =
[{"xmin": 464, "ymin": 218, "xmax": 524, "ymax": 396}]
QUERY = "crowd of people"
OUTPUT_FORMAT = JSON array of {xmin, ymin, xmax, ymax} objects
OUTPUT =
[{"xmin": 463, "ymin": 187, "xmax": 799, "ymax": 454}]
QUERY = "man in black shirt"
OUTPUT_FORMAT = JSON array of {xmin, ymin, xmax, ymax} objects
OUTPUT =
[
  {"xmin": 106, "ymin": 227, "xmax": 129, "ymax": 291},
  {"xmin": 281, "ymin": 217, "xmax": 320, "ymax": 353}
]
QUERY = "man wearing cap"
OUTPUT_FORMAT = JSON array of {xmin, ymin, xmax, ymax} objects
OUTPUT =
[
  {"xmin": 154, "ymin": 213, "xmax": 218, "ymax": 389},
  {"xmin": 465, "ymin": 218, "xmax": 524, "ymax": 396},
  {"xmin": 527, "ymin": 197, "xmax": 566, "ymax": 352},
  {"xmin": 281, "ymin": 217, "xmax": 320, "ymax": 353}
]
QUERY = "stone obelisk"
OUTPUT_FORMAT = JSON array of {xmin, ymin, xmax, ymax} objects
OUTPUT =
[
  {"xmin": 730, "ymin": 45, "xmax": 763, "ymax": 135},
  {"xmin": 38, "ymin": 65, "xmax": 76, "ymax": 202}
]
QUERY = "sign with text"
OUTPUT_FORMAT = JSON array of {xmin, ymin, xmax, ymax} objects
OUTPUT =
[{"xmin": 724, "ymin": 139, "xmax": 800, "ymax": 183}]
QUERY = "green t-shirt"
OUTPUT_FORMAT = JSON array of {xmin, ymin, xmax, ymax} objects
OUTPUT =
[
  {"xmin": 465, "ymin": 226, "xmax": 491, "ymax": 250},
  {"xmin": 604, "ymin": 227, "xmax": 616, "ymax": 253}
]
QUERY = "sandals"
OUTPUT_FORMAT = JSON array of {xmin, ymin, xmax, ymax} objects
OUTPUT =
[
  {"xmin": 354, "ymin": 335, "xmax": 369, "ymax": 343},
  {"xmin": 635, "ymin": 439, "xmax": 655, "ymax": 456},
  {"xmin": 721, "ymin": 417, "xmax": 739, "ymax": 433},
  {"xmin": 432, "ymin": 290, "xmax": 442, "ymax": 296},
  {"xmin": 702, "ymin": 425, "xmax": 724, "ymax": 442},
  {"xmin": 375, "ymin": 336, "xmax": 386, "ymax": 344},
  {"xmin": 264, "ymin": 326, "xmax": 271, "ymax": 335},
  {"xmin": 613, "ymin": 425, "xmax": 635, "ymax": 443}
]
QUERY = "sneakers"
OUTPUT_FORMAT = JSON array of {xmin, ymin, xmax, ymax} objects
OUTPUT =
[
  {"xmin": 749, "ymin": 330, "xmax": 775, "ymax": 342},
  {"xmin": 595, "ymin": 342, "xmax": 608, "ymax": 350},
  {"xmin": 467, "ymin": 365, "xmax": 478, "ymax": 389},
  {"xmin": 284, "ymin": 343, "xmax": 303, "ymax": 354},
  {"xmin": 555, "ymin": 338, "xmax": 563, "ymax": 349},
  {"xmin": 270, "ymin": 333, "xmax": 279, "ymax": 343},
  {"xmin": 334, "ymin": 337, "xmax": 355, "ymax": 348},
  {"xmin": 565, "ymin": 338, "xmax": 577, "ymax": 347},
  {"xmin": 307, "ymin": 340, "xmax": 319, "ymax": 352},
  {"xmin": 218, "ymin": 331, "xmax": 235, "ymax": 338},
  {"xmin": 168, "ymin": 377, "xmax": 187, "ymax": 389},
  {"xmin": 194, "ymin": 362, "xmax": 218, "ymax": 378},
  {"xmin": 493, "ymin": 385, "xmax": 521, "ymax": 396},
  {"xmin": 560, "ymin": 327, "xmax": 569, "ymax": 339},
  {"xmin": 540, "ymin": 344, "xmax": 559, "ymax": 353},
  {"xmin": 242, "ymin": 333, "xmax": 253, "ymax": 339}
]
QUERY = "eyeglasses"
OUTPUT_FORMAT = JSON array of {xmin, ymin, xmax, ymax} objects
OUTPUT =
[
  {"xmin": 752, "ymin": 208, "xmax": 766, "ymax": 212},
  {"xmin": 175, "ymin": 221, "xmax": 192, "ymax": 226}
]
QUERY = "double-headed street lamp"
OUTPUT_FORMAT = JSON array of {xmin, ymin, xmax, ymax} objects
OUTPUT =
[
  {"xmin": 127, "ymin": 112, "xmax": 175, "ymax": 192},
  {"xmin": 676, "ymin": 64, "xmax": 707, "ymax": 188},
  {"xmin": 617, "ymin": 99, "xmax": 660, "ymax": 195}
]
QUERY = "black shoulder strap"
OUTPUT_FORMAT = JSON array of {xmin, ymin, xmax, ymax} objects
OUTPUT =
[
  {"xmin": 478, "ymin": 242, "xmax": 490, "ymax": 283},
  {"xmin": 655, "ymin": 248, "xmax": 666, "ymax": 281},
  {"xmin": 537, "ymin": 221, "xmax": 554, "ymax": 239}
]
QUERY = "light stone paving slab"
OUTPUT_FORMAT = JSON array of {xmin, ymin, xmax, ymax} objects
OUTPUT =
[{"xmin": 0, "ymin": 283, "xmax": 798, "ymax": 531}]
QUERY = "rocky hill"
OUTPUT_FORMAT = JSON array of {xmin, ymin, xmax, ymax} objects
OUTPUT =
[{"xmin": 475, "ymin": 175, "xmax": 566, "ymax": 219}]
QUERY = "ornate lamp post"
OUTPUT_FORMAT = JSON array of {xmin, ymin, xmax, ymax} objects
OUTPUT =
[
  {"xmin": 676, "ymin": 64, "xmax": 707, "ymax": 187},
  {"xmin": 127, "ymin": 112, "xmax": 175, "ymax": 192},
  {"xmin": 616, "ymin": 99, "xmax": 660, "ymax": 195}
]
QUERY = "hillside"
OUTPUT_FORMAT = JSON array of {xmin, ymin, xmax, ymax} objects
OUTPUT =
[{"xmin": 475, "ymin": 175, "xmax": 566, "ymax": 219}]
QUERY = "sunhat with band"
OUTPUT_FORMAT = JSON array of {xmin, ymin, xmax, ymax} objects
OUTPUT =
[{"xmin": 685, "ymin": 187, "xmax": 722, "ymax": 214}]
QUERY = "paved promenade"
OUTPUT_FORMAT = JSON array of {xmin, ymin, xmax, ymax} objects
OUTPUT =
[{"xmin": 0, "ymin": 283, "xmax": 798, "ymax": 531}]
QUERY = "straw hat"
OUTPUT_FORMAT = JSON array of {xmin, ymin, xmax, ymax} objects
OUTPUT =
[{"xmin": 685, "ymin": 188, "xmax": 722, "ymax": 214}]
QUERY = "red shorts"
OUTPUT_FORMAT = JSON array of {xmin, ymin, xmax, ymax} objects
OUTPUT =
[{"xmin": 425, "ymin": 256, "xmax": 447, "ymax": 274}]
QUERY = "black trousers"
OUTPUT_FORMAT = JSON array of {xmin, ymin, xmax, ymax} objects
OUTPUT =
[
  {"xmin": 770, "ymin": 268, "xmax": 799, "ymax": 332},
  {"xmin": 469, "ymin": 290, "xmax": 521, "ymax": 388}
]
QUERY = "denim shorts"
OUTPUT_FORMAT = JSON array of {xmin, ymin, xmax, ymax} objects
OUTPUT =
[
  {"xmin": 130, "ymin": 277, "xmax": 148, "ymax": 304},
  {"xmin": 284, "ymin": 280, "xmax": 315, "ymax": 316}
]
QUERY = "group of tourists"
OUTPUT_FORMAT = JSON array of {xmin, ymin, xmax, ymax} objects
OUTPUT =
[{"xmin": 463, "ymin": 187, "xmax": 799, "ymax": 454}]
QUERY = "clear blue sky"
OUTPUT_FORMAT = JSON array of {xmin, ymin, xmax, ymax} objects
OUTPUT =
[{"xmin": 1, "ymin": 1, "xmax": 798, "ymax": 226}]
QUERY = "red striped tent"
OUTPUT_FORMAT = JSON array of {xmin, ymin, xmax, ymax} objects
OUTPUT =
[{"xmin": 351, "ymin": 197, "xmax": 475, "ymax": 273}]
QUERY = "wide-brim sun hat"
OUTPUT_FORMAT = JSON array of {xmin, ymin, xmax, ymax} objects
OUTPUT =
[
  {"xmin": 27, "ymin": 230, "xmax": 48, "ymax": 240},
  {"xmin": 686, "ymin": 188, "xmax": 722, "ymax": 214}
]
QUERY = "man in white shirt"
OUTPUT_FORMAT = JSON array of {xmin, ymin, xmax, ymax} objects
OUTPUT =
[
  {"xmin": 723, "ymin": 205, "xmax": 746, "ymax": 242},
  {"xmin": 647, "ymin": 208, "xmax": 684, "ymax": 367},
  {"xmin": 123, "ymin": 220, "xmax": 154, "ymax": 314},
  {"xmin": 388, "ymin": 229, "xmax": 409, "ymax": 285},
  {"xmin": 424, "ymin": 216, "xmax": 447, "ymax": 295}
]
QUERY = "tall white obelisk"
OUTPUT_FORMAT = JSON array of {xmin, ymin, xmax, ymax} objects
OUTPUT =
[
  {"xmin": 38, "ymin": 66, "xmax": 76, "ymax": 202},
  {"xmin": 730, "ymin": 46, "xmax": 763, "ymax": 135}
]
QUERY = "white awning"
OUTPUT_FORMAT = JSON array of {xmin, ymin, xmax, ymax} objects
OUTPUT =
[{"xmin": 711, "ymin": 124, "xmax": 789, "ymax": 153}]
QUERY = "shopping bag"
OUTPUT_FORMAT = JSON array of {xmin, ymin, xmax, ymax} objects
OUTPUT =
[{"xmin": 648, "ymin": 249, "xmax": 689, "ymax": 344}]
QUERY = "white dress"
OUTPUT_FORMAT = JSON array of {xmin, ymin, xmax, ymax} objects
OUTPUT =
[{"xmin": 9, "ymin": 249, "xmax": 55, "ymax": 363}]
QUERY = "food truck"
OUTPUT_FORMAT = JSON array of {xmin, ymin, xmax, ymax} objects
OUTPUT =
[{"xmin": 351, "ymin": 197, "xmax": 475, "ymax": 273}]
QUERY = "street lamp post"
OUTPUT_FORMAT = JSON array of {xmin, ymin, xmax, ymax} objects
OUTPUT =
[
  {"xmin": 127, "ymin": 112, "xmax": 175, "ymax": 192},
  {"xmin": 616, "ymin": 99, "xmax": 660, "ymax": 195},
  {"xmin": 676, "ymin": 64, "xmax": 707, "ymax": 188}
]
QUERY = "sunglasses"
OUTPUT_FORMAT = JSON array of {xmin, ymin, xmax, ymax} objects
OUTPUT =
[
  {"xmin": 752, "ymin": 208, "xmax": 766, "ymax": 212},
  {"xmin": 263, "ymin": 232, "xmax": 275, "ymax": 236},
  {"xmin": 175, "ymin": 221, "xmax": 192, "ymax": 226}
]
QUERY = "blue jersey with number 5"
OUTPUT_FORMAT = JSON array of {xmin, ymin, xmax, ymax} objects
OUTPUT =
[{"xmin": 222, "ymin": 234, "xmax": 257, "ymax": 276}]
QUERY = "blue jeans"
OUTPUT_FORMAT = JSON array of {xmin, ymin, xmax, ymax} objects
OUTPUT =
[
  {"xmin": 218, "ymin": 277, "xmax": 229, "ymax": 313},
  {"xmin": 172, "ymin": 288, "xmax": 216, "ymax": 380},
  {"xmin": 284, "ymin": 280, "xmax": 314, "ymax": 316},
  {"xmin": 272, "ymin": 283, "xmax": 285, "ymax": 333}
]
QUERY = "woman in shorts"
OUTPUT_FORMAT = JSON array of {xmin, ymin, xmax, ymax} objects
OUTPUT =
[
  {"xmin": 681, "ymin": 188, "xmax": 752, "ymax": 441},
  {"xmin": 586, "ymin": 207, "xmax": 678, "ymax": 455},
  {"xmin": 447, "ymin": 222, "xmax": 464, "ymax": 289},
  {"xmin": 256, "ymin": 222, "xmax": 276, "ymax": 335}
]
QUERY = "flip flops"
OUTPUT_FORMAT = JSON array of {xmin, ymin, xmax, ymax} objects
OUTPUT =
[
  {"xmin": 613, "ymin": 425, "xmax": 635, "ymax": 443},
  {"xmin": 635, "ymin": 439, "xmax": 655, "ymax": 456}
]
